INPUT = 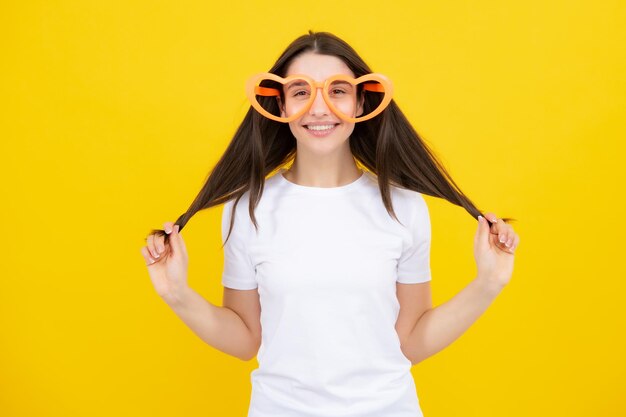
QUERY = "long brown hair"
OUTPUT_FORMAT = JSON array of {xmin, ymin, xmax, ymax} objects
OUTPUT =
[{"xmin": 147, "ymin": 30, "xmax": 514, "ymax": 246}]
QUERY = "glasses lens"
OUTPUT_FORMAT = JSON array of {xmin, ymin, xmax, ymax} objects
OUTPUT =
[
  {"xmin": 282, "ymin": 78, "xmax": 314, "ymax": 115},
  {"xmin": 328, "ymin": 79, "xmax": 387, "ymax": 121}
]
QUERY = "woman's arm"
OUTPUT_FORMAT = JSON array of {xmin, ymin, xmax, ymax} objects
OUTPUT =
[
  {"xmin": 164, "ymin": 287, "xmax": 260, "ymax": 361},
  {"xmin": 400, "ymin": 276, "xmax": 504, "ymax": 365},
  {"xmin": 143, "ymin": 221, "xmax": 260, "ymax": 362},
  {"xmin": 403, "ymin": 212, "xmax": 519, "ymax": 365}
]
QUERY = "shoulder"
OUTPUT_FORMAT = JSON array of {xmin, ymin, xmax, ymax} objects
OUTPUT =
[
  {"xmin": 224, "ymin": 189, "xmax": 251, "ymax": 212},
  {"xmin": 393, "ymin": 188, "xmax": 429, "ymax": 231},
  {"xmin": 222, "ymin": 189, "xmax": 253, "ymax": 236},
  {"xmin": 223, "ymin": 170, "xmax": 288, "ymax": 223},
  {"xmin": 395, "ymin": 187, "xmax": 429, "ymax": 215},
  {"xmin": 362, "ymin": 171, "xmax": 429, "ymax": 221},
  {"xmin": 221, "ymin": 191, "xmax": 256, "ymax": 245}
]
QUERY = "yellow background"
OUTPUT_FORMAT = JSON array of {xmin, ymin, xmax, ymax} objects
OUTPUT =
[{"xmin": 1, "ymin": 1, "xmax": 624, "ymax": 416}]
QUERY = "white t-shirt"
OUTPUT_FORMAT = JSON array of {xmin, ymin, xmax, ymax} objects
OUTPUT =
[{"xmin": 221, "ymin": 168, "xmax": 432, "ymax": 417}]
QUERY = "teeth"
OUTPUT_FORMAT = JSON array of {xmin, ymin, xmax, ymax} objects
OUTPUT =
[{"xmin": 307, "ymin": 124, "xmax": 336, "ymax": 131}]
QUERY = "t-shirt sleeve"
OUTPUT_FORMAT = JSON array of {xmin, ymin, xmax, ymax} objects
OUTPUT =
[
  {"xmin": 221, "ymin": 198, "xmax": 258, "ymax": 290},
  {"xmin": 396, "ymin": 192, "xmax": 432, "ymax": 284}
]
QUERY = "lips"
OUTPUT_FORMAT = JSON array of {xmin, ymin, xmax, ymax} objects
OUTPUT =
[
  {"xmin": 302, "ymin": 123, "xmax": 339, "ymax": 137},
  {"xmin": 304, "ymin": 124, "xmax": 339, "ymax": 131}
]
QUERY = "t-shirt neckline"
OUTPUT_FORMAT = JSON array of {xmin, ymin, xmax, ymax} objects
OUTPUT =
[{"xmin": 277, "ymin": 168, "xmax": 368, "ymax": 195}]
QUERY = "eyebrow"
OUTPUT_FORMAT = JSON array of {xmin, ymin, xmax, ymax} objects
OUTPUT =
[
  {"xmin": 286, "ymin": 80, "xmax": 353, "ymax": 90},
  {"xmin": 286, "ymin": 81, "xmax": 309, "ymax": 90}
]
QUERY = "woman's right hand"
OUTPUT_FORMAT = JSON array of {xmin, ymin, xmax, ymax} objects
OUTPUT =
[{"xmin": 141, "ymin": 221, "xmax": 189, "ymax": 301}]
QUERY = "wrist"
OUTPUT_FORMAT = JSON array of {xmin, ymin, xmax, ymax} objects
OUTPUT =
[
  {"xmin": 475, "ymin": 275, "xmax": 506, "ymax": 295},
  {"xmin": 161, "ymin": 285, "xmax": 193, "ymax": 308}
]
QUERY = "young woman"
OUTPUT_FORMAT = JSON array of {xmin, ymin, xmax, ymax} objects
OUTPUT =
[{"xmin": 141, "ymin": 31, "xmax": 520, "ymax": 417}]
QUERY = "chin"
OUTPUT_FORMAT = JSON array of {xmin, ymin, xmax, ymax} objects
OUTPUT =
[
  {"xmin": 303, "ymin": 141, "xmax": 344, "ymax": 156},
  {"xmin": 291, "ymin": 125, "xmax": 355, "ymax": 146}
]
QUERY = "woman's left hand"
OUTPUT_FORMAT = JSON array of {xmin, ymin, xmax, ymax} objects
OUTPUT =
[{"xmin": 473, "ymin": 212, "xmax": 520, "ymax": 288}]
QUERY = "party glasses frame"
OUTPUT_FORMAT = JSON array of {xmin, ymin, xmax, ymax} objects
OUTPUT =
[{"xmin": 245, "ymin": 72, "xmax": 394, "ymax": 123}]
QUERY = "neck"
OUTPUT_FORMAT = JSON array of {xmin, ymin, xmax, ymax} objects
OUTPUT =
[{"xmin": 283, "ymin": 156, "xmax": 362, "ymax": 188}]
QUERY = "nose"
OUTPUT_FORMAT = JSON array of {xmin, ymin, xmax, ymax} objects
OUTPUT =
[{"xmin": 309, "ymin": 87, "xmax": 330, "ymax": 117}]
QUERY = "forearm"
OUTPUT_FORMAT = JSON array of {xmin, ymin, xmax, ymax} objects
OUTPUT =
[
  {"xmin": 403, "ymin": 276, "xmax": 504, "ymax": 365},
  {"xmin": 162, "ymin": 287, "xmax": 257, "ymax": 361}
]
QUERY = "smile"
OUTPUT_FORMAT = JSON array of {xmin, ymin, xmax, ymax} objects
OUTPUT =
[
  {"xmin": 304, "ymin": 124, "xmax": 339, "ymax": 137},
  {"xmin": 306, "ymin": 124, "xmax": 336, "ymax": 131}
]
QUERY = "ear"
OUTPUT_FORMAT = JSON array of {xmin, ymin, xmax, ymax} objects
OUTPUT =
[
  {"xmin": 356, "ymin": 92, "xmax": 365, "ymax": 117},
  {"xmin": 277, "ymin": 96, "xmax": 286, "ymax": 117}
]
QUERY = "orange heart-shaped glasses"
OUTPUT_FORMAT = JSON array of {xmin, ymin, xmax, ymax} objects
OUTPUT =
[{"xmin": 245, "ymin": 72, "xmax": 394, "ymax": 123}]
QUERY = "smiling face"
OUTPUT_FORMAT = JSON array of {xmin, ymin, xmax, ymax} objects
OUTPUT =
[{"xmin": 278, "ymin": 52, "xmax": 364, "ymax": 155}]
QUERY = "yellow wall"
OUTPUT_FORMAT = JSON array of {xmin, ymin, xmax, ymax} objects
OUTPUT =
[{"xmin": 1, "ymin": 1, "xmax": 624, "ymax": 416}]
